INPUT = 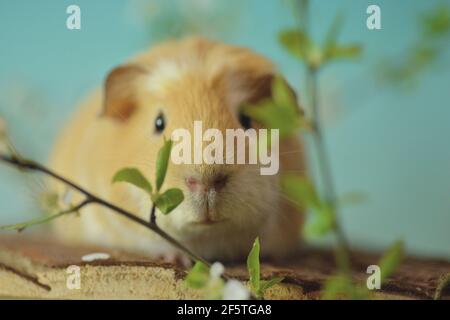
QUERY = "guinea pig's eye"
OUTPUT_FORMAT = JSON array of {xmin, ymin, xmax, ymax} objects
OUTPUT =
[
  {"xmin": 238, "ymin": 111, "xmax": 252, "ymax": 129},
  {"xmin": 154, "ymin": 113, "xmax": 166, "ymax": 134}
]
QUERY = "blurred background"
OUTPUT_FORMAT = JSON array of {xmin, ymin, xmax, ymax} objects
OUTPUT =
[{"xmin": 0, "ymin": 0, "xmax": 449, "ymax": 258}]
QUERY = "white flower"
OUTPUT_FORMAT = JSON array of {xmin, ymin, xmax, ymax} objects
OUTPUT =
[
  {"xmin": 81, "ymin": 252, "xmax": 110, "ymax": 262},
  {"xmin": 210, "ymin": 262, "xmax": 225, "ymax": 280},
  {"xmin": 222, "ymin": 279, "xmax": 250, "ymax": 300}
]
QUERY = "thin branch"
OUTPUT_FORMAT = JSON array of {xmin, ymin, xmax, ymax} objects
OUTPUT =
[
  {"xmin": 434, "ymin": 273, "xmax": 450, "ymax": 300},
  {"xmin": 150, "ymin": 204, "xmax": 156, "ymax": 224},
  {"xmin": 0, "ymin": 153, "xmax": 210, "ymax": 267},
  {"xmin": 308, "ymin": 66, "xmax": 352, "ymax": 278},
  {"xmin": 0, "ymin": 199, "xmax": 92, "ymax": 231},
  {"xmin": 299, "ymin": 0, "xmax": 352, "ymax": 281}
]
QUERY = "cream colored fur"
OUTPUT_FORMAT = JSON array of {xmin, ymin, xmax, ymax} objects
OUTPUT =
[{"xmin": 50, "ymin": 37, "xmax": 304, "ymax": 262}]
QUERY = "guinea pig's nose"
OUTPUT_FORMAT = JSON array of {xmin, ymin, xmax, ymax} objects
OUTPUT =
[
  {"xmin": 185, "ymin": 176, "xmax": 201, "ymax": 192},
  {"xmin": 185, "ymin": 174, "xmax": 229, "ymax": 193}
]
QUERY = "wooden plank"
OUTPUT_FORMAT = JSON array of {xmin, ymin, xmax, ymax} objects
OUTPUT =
[{"xmin": 0, "ymin": 234, "xmax": 448, "ymax": 299}]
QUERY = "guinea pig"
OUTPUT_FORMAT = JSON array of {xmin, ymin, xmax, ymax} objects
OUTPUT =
[{"xmin": 49, "ymin": 37, "xmax": 304, "ymax": 262}]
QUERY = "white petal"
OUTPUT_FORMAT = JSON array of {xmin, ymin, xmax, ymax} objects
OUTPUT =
[
  {"xmin": 210, "ymin": 262, "xmax": 225, "ymax": 279},
  {"xmin": 223, "ymin": 279, "xmax": 250, "ymax": 300},
  {"xmin": 81, "ymin": 252, "xmax": 110, "ymax": 262}
]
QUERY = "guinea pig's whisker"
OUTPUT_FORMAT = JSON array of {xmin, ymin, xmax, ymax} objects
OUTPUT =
[
  {"xmin": 280, "ymin": 169, "xmax": 307, "ymax": 173},
  {"xmin": 20, "ymin": 176, "xmax": 55, "ymax": 212},
  {"xmin": 276, "ymin": 191, "xmax": 302, "ymax": 208},
  {"xmin": 279, "ymin": 149, "xmax": 305, "ymax": 156},
  {"xmin": 220, "ymin": 191, "xmax": 260, "ymax": 213},
  {"xmin": 243, "ymin": 191, "xmax": 274, "ymax": 211}
]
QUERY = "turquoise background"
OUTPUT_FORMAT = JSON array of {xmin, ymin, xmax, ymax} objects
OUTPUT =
[{"xmin": 0, "ymin": 0, "xmax": 449, "ymax": 258}]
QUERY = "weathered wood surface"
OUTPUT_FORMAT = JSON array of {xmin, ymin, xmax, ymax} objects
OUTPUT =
[{"xmin": 0, "ymin": 234, "xmax": 448, "ymax": 299}]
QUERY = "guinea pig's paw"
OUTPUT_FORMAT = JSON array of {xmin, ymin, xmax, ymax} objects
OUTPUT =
[{"xmin": 157, "ymin": 251, "xmax": 192, "ymax": 268}]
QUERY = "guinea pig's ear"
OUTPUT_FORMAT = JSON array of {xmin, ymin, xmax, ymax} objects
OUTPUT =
[
  {"xmin": 221, "ymin": 70, "xmax": 301, "ymax": 113},
  {"xmin": 102, "ymin": 65, "xmax": 148, "ymax": 121},
  {"xmin": 214, "ymin": 56, "xmax": 300, "ymax": 112}
]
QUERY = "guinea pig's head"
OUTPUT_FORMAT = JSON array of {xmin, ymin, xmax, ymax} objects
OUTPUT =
[{"xmin": 102, "ymin": 39, "xmax": 299, "ymax": 246}]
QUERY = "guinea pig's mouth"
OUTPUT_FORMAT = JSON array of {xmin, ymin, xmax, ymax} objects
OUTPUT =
[{"xmin": 189, "ymin": 218, "xmax": 228, "ymax": 227}]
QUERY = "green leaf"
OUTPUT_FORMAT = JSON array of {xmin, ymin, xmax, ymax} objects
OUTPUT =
[
  {"xmin": 247, "ymin": 237, "xmax": 261, "ymax": 297},
  {"xmin": 322, "ymin": 274, "xmax": 369, "ymax": 300},
  {"xmin": 281, "ymin": 175, "xmax": 336, "ymax": 237},
  {"xmin": 323, "ymin": 13, "xmax": 344, "ymax": 54},
  {"xmin": 282, "ymin": 174, "xmax": 336, "ymax": 237},
  {"xmin": 352, "ymin": 285, "xmax": 370, "ymax": 300},
  {"xmin": 185, "ymin": 261, "xmax": 210, "ymax": 289},
  {"xmin": 40, "ymin": 191, "xmax": 60, "ymax": 212},
  {"xmin": 303, "ymin": 204, "xmax": 335, "ymax": 238},
  {"xmin": 272, "ymin": 76, "xmax": 298, "ymax": 112},
  {"xmin": 153, "ymin": 188, "xmax": 184, "ymax": 214},
  {"xmin": 204, "ymin": 278, "xmax": 225, "ymax": 300},
  {"xmin": 278, "ymin": 29, "xmax": 311, "ymax": 60},
  {"xmin": 325, "ymin": 44, "xmax": 362, "ymax": 61},
  {"xmin": 322, "ymin": 275, "xmax": 351, "ymax": 300},
  {"xmin": 242, "ymin": 76, "xmax": 306, "ymax": 139},
  {"xmin": 246, "ymin": 238, "xmax": 284, "ymax": 299},
  {"xmin": 281, "ymin": 174, "xmax": 321, "ymax": 210},
  {"xmin": 112, "ymin": 168, "xmax": 152, "ymax": 195},
  {"xmin": 243, "ymin": 99, "xmax": 300, "ymax": 139},
  {"xmin": 156, "ymin": 138, "xmax": 173, "ymax": 191},
  {"xmin": 260, "ymin": 276, "xmax": 284, "ymax": 292},
  {"xmin": 421, "ymin": 5, "xmax": 450, "ymax": 37},
  {"xmin": 379, "ymin": 240, "xmax": 404, "ymax": 283},
  {"xmin": 321, "ymin": 13, "xmax": 362, "ymax": 63}
]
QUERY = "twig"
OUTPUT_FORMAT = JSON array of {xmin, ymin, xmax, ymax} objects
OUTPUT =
[
  {"xmin": 0, "ymin": 153, "xmax": 210, "ymax": 267},
  {"xmin": 299, "ymin": 0, "xmax": 353, "ymax": 282},
  {"xmin": 0, "ymin": 199, "xmax": 92, "ymax": 231},
  {"xmin": 434, "ymin": 273, "xmax": 450, "ymax": 300},
  {"xmin": 150, "ymin": 204, "xmax": 156, "ymax": 224},
  {"xmin": 308, "ymin": 68, "xmax": 352, "ymax": 275}
]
